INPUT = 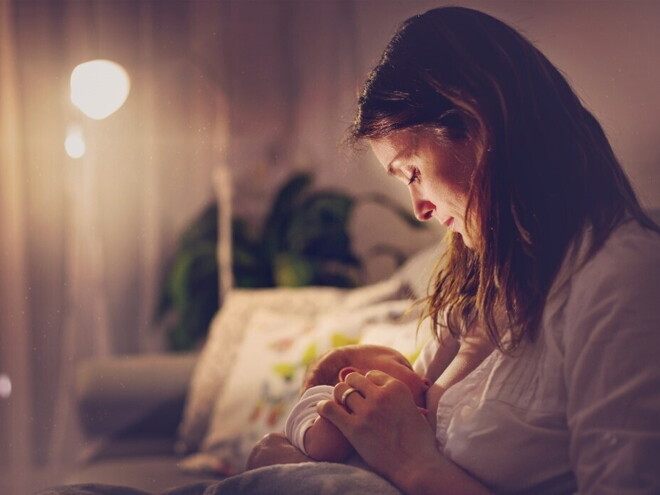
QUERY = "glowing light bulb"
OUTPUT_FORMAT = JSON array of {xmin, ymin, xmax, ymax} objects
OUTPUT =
[
  {"xmin": 70, "ymin": 59, "xmax": 130, "ymax": 120},
  {"xmin": 0, "ymin": 373, "xmax": 11, "ymax": 399},
  {"xmin": 65, "ymin": 125, "xmax": 86, "ymax": 158}
]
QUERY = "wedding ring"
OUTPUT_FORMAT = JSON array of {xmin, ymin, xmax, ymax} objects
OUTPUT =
[{"xmin": 340, "ymin": 387, "xmax": 359, "ymax": 407}]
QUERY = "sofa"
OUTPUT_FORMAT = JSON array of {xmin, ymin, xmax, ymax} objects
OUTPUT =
[
  {"xmin": 48, "ymin": 243, "xmax": 441, "ymax": 495},
  {"xmin": 64, "ymin": 352, "xmax": 214, "ymax": 493},
  {"xmin": 43, "ymin": 211, "xmax": 660, "ymax": 495}
]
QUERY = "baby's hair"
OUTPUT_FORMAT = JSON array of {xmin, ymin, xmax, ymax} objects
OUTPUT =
[
  {"xmin": 302, "ymin": 347, "xmax": 356, "ymax": 390},
  {"xmin": 303, "ymin": 344, "xmax": 399, "ymax": 391}
]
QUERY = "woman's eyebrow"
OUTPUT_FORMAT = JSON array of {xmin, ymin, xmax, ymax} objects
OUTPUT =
[{"xmin": 386, "ymin": 150, "xmax": 412, "ymax": 176}]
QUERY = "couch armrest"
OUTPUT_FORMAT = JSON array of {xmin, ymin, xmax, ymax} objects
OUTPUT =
[{"xmin": 76, "ymin": 352, "xmax": 197, "ymax": 439}]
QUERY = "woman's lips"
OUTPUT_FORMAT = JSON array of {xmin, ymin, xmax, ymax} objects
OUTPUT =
[{"xmin": 442, "ymin": 217, "xmax": 454, "ymax": 229}]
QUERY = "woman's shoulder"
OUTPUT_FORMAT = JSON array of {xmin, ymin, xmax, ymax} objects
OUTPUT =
[
  {"xmin": 572, "ymin": 218, "xmax": 660, "ymax": 292},
  {"xmin": 560, "ymin": 218, "xmax": 660, "ymax": 344},
  {"xmin": 558, "ymin": 219, "xmax": 660, "ymax": 494}
]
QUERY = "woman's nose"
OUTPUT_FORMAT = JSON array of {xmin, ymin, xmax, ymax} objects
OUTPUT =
[{"xmin": 412, "ymin": 194, "xmax": 435, "ymax": 221}]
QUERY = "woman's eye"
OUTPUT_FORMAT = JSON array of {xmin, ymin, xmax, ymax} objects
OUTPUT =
[{"xmin": 407, "ymin": 168, "xmax": 420, "ymax": 185}]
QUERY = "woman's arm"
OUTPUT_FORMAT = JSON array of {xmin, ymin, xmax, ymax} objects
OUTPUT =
[
  {"xmin": 435, "ymin": 333, "xmax": 494, "ymax": 394},
  {"xmin": 421, "ymin": 333, "xmax": 460, "ymax": 384},
  {"xmin": 563, "ymin": 230, "xmax": 660, "ymax": 493},
  {"xmin": 318, "ymin": 370, "xmax": 493, "ymax": 495}
]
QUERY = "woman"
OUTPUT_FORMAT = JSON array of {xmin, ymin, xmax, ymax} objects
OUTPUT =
[{"xmin": 250, "ymin": 6, "xmax": 660, "ymax": 494}]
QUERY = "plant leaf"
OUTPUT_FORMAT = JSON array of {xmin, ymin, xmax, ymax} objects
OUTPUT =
[
  {"xmin": 287, "ymin": 192, "xmax": 355, "ymax": 253},
  {"xmin": 181, "ymin": 202, "xmax": 218, "ymax": 248},
  {"xmin": 274, "ymin": 252, "xmax": 315, "ymax": 287},
  {"xmin": 262, "ymin": 173, "xmax": 312, "ymax": 257}
]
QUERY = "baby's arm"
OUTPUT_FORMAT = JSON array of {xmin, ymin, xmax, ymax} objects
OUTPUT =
[
  {"xmin": 284, "ymin": 384, "xmax": 354, "ymax": 462},
  {"xmin": 304, "ymin": 415, "xmax": 354, "ymax": 462}
]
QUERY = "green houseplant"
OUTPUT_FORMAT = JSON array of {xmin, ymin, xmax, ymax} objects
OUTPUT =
[{"xmin": 156, "ymin": 172, "xmax": 423, "ymax": 350}]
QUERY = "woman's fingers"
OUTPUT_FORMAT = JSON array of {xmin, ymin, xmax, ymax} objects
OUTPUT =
[
  {"xmin": 319, "ymin": 371, "xmax": 439, "ymax": 482},
  {"xmin": 335, "ymin": 370, "xmax": 406, "ymax": 413},
  {"xmin": 343, "ymin": 370, "xmax": 372, "ymax": 388},
  {"xmin": 343, "ymin": 369, "xmax": 391, "ymax": 390},
  {"xmin": 317, "ymin": 397, "xmax": 353, "ymax": 432},
  {"xmin": 363, "ymin": 369, "xmax": 392, "ymax": 385},
  {"xmin": 333, "ymin": 381, "xmax": 364, "ymax": 413}
]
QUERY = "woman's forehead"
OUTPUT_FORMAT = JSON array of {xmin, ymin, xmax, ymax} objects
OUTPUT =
[
  {"xmin": 370, "ymin": 131, "xmax": 416, "ymax": 152},
  {"xmin": 369, "ymin": 132, "xmax": 417, "ymax": 171}
]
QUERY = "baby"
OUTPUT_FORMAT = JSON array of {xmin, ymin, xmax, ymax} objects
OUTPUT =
[
  {"xmin": 285, "ymin": 335, "xmax": 494, "ymax": 463},
  {"xmin": 284, "ymin": 344, "xmax": 429, "ymax": 462}
]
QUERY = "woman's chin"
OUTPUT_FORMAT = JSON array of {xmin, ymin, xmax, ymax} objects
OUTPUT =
[{"xmin": 451, "ymin": 229, "xmax": 473, "ymax": 250}]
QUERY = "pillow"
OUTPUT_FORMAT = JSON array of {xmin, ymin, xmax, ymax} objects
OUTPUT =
[
  {"xmin": 181, "ymin": 297, "xmax": 429, "ymax": 475},
  {"xmin": 176, "ymin": 243, "xmax": 443, "ymax": 459},
  {"xmin": 177, "ymin": 280, "xmax": 408, "ymax": 453},
  {"xmin": 389, "ymin": 241, "xmax": 444, "ymax": 299},
  {"xmin": 360, "ymin": 313, "xmax": 434, "ymax": 365},
  {"xmin": 176, "ymin": 287, "xmax": 348, "ymax": 453},
  {"xmin": 180, "ymin": 306, "xmax": 366, "ymax": 475}
]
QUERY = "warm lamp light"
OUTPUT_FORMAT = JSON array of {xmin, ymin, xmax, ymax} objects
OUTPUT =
[
  {"xmin": 65, "ymin": 125, "xmax": 86, "ymax": 159},
  {"xmin": 70, "ymin": 59, "xmax": 130, "ymax": 120},
  {"xmin": 0, "ymin": 373, "xmax": 11, "ymax": 399}
]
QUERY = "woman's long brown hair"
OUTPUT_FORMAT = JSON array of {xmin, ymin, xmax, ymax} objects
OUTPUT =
[{"xmin": 347, "ymin": 7, "xmax": 658, "ymax": 351}]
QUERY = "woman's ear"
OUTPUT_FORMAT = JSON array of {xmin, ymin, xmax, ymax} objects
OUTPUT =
[{"xmin": 338, "ymin": 366, "xmax": 359, "ymax": 382}]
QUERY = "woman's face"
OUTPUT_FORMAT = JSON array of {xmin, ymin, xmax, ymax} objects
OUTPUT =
[{"xmin": 370, "ymin": 130, "xmax": 477, "ymax": 248}]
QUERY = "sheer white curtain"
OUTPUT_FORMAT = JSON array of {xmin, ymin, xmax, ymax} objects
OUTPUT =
[
  {"xmin": 0, "ymin": 3, "xmax": 32, "ymax": 493},
  {"xmin": 0, "ymin": 1, "xmax": 230, "ymax": 492},
  {"xmin": 0, "ymin": 1, "xmax": 442, "ymax": 492}
]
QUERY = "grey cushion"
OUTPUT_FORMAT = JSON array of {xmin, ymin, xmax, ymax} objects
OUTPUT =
[{"xmin": 76, "ymin": 353, "xmax": 197, "ymax": 439}]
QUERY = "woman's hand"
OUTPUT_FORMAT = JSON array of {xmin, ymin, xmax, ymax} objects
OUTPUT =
[
  {"xmin": 246, "ymin": 432, "xmax": 311, "ymax": 470},
  {"xmin": 317, "ymin": 370, "xmax": 439, "ymax": 483},
  {"xmin": 317, "ymin": 370, "xmax": 492, "ymax": 495}
]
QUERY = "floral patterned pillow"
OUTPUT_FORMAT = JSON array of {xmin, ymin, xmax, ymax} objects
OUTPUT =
[
  {"xmin": 180, "ymin": 308, "xmax": 362, "ymax": 475},
  {"xmin": 176, "ymin": 287, "xmax": 348, "ymax": 454},
  {"xmin": 180, "ymin": 296, "xmax": 426, "ymax": 476}
]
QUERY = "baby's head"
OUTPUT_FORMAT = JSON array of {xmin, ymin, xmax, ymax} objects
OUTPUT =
[{"xmin": 303, "ymin": 344, "xmax": 429, "ymax": 408}]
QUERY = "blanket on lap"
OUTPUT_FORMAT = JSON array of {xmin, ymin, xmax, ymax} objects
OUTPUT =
[{"xmin": 38, "ymin": 463, "xmax": 403, "ymax": 495}]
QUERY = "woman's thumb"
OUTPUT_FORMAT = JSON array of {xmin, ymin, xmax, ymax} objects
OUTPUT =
[{"xmin": 317, "ymin": 399, "xmax": 349, "ymax": 430}]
